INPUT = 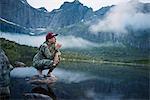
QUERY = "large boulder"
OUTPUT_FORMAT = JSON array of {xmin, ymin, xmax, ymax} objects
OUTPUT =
[{"xmin": 0, "ymin": 48, "xmax": 13, "ymax": 99}]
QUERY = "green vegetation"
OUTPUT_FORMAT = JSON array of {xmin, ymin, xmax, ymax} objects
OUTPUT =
[
  {"xmin": 0, "ymin": 38, "xmax": 91, "ymax": 66},
  {"xmin": 0, "ymin": 38, "xmax": 149, "ymax": 67},
  {"xmin": 89, "ymin": 46, "xmax": 150, "ymax": 64},
  {"xmin": 0, "ymin": 38, "xmax": 38, "ymax": 66}
]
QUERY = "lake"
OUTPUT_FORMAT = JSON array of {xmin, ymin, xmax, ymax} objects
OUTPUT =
[{"xmin": 10, "ymin": 62, "xmax": 149, "ymax": 100}]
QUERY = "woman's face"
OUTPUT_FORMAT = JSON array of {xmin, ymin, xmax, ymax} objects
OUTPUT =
[{"xmin": 48, "ymin": 37, "xmax": 56, "ymax": 44}]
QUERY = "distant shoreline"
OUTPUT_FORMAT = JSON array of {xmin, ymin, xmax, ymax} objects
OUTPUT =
[{"xmin": 61, "ymin": 58, "xmax": 150, "ymax": 67}]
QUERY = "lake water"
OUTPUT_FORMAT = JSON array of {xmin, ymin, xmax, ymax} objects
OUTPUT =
[{"xmin": 10, "ymin": 62, "xmax": 149, "ymax": 100}]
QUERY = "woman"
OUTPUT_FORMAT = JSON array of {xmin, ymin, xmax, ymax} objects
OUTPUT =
[{"xmin": 33, "ymin": 32, "xmax": 61, "ymax": 78}]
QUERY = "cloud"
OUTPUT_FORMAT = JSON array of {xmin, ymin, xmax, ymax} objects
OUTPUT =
[
  {"xmin": 0, "ymin": 32, "xmax": 45, "ymax": 47},
  {"xmin": 57, "ymin": 35, "xmax": 99, "ymax": 49},
  {"xmin": 90, "ymin": 0, "xmax": 150, "ymax": 34},
  {"xmin": 0, "ymin": 32, "xmax": 98, "ymax": 49}
]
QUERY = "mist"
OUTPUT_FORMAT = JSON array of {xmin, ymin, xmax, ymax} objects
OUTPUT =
[
  {"xmin": 10, "ymin": 67, "xmax": 98, "ymax": 83},
  {"xmin": 90, "ymin": 0, "xmax": 150, "ymax": 34},
  {"xmin": 57, "ymin": 35, "xmax": 99, "ymax": 48},
  {"xmin": 0, "ymin": 32, "xmax": 98, "ymax": 49}
]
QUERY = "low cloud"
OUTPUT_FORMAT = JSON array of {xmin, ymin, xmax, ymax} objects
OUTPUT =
[
  {"xmin": 57, "ymin": 35, "xmax": 99, "ymax": 49},
  {"xmin": 90, "ymin": 0, "xmax": 150, "ymax": 34},
  {"xmin": 0, "ymin": 32, "xmax": 45, "ymax": 47},
  {"xmin": 0, "ymin": 32, "xmax": 98, "ymax": 49}
]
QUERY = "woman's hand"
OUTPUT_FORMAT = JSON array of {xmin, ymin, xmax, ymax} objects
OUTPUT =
[
  {"xmin": 53, "ymin": 59, "xmax": 59, "ymax": 66},
  {"xmin": 55, "ymin": 43, "xmax": 62, "ymax": 50}
]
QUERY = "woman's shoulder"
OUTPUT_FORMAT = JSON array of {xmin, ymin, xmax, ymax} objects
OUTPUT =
[
  {"xmin": 39, "ymin": 42, "xmax": 48, "ymax": 50},
  {"xmin": 41, "ymin": 42, "xmax": 48, "ymax": 47}
]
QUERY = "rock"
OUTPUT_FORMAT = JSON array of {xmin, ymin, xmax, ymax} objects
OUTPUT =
[
  {"xmin": 0, "ymin": 48, "xmax": 13, "ymax": 98},
  {"xmin": 27, "ymin": 76, "xmax": 57, "ymax": 85},
  {"xmin": 14, "ymin": 61, "xmax": 26, "ymax": 67},
  {"xmin": 24, "ymin": 93, "xmax": 52, "ymax": 100},
  {"xmin": 0, "ymin": 86, "xmax": 10, "ymax": 100},
  {"xmin": 31, "ymin": 85, "xmax": 57, "ymax": 100}
]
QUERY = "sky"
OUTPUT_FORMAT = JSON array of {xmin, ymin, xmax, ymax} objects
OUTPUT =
[{"xmin": 26, "ymin": 0, "xmax": 150, "ymax": 12}]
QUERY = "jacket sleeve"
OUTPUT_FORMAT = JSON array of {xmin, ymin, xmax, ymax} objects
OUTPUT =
[{"xmin": 40, "ymin": 45, "xmax": 54, "ymax": 60}]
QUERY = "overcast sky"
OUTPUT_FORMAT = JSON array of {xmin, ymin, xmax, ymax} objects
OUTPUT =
[{"xmin": 26, "ymin": 0, "xmax": 150, "ymax": 12}]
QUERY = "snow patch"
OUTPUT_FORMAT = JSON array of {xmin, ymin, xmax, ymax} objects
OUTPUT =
[{"xmin": 0, "ymin": 18, "xmax": 21, "ymax": 27}]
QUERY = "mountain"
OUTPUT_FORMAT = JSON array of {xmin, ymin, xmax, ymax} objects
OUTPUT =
[
  {"xmin": 133, "ymin": 1, "xmax": 150, "ymax": 13},
  {"xmin": 49, "ymin": 1, "xmax": 150, "ymax": 49},
  {"xmin": 46, "ymin": 0, "xmax": 94, "ymax": 28},
  {"xmin": 94, "ymin": 5, "xmax": 114, "ymax": 20},
  {"xmin": 0, "ymin": 0, "xmax": 149, "ymax": 49},
  {"xmin": 0, "ymin": 18, "xmax": 30, "ymax": 34},
  {"xmin": 0, "ymin": 0, "xmax": 50, "ymax": 28},
  {"xmin": 0, "ymin": 0, "xmax": 95, "ymax": 29},
  {"xmin": 0, "ymin": 0, "xmax": 100, "ymax": 33},
  {"xmin": 38, "ymin": 7, "xmax": 48, "ymax": 12},
  {"xmin": 0, "ymin": 0, "xmax": 112, "ymax": 30}
]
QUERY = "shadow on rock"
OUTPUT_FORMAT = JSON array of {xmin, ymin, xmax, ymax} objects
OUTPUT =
[{"xmin": 24, "ymin": 85, "xmax": 57, "ymax": 100}]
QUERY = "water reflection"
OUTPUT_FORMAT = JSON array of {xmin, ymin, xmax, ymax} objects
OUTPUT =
[
  {"xmin": 31, "ymin": 85, "xmax": 57, "ymax": 100},
  {"xmin": 10, "ymin": 62, "xmax": 149, "ymax": 100}
]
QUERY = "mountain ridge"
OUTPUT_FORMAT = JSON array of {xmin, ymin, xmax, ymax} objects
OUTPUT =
[{"xmin": 0, "ymin": 0, "xmax": 149, "ymax": 49}]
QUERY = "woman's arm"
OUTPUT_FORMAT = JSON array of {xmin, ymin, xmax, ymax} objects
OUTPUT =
[{"xmin": 40, "ymin": 45, "xmax": 54, "ymax": 60}]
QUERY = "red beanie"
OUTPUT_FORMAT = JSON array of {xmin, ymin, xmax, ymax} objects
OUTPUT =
[{"xmin": 46, "ymin": 32, "xmax": 58, "ymax": 41}]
